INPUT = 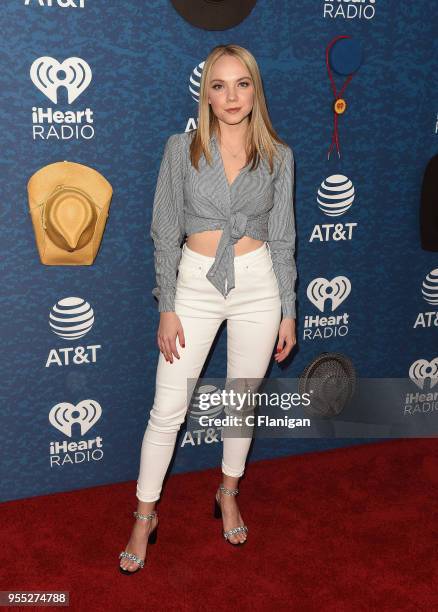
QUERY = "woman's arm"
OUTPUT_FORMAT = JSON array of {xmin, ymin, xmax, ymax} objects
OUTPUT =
[
  {"xmin": 150, "ymin": 133, "xmax": 185, "ymax": 312},
  {"xmin": 267, "ymin": 144, "xmax": 297, "ymax": 320}
]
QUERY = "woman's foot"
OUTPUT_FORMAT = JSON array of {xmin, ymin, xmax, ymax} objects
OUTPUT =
[
  {"xmin": 216, "ymin": 486, "xmax": 248, "ymax": 544},
  {"xmin": 119, "ymin": 510, "xmax": 158, "ymax": 572}
]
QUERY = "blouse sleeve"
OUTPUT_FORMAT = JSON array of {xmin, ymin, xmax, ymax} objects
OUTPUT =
[
  {"xmin": 150, "ymin": 133, "xmax": 186, "ymax": 312},
  {"xmin": 267, "ymin": 145, "xmax": 297, "ymax": 320}
]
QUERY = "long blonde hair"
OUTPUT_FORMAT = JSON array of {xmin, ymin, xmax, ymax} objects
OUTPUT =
[{"xmin": 189, "ymin": 44, "xmax": 287, "ymax": 174}]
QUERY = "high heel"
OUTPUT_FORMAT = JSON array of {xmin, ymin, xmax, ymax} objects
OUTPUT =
[
  {"xmin": 213, "ymin": 484, "xmax": 248, "ymax": 545},
  {"xmin": 119, "ymin": 510, "xmax": 158, "ymax": 574},
  {"xmin": 214, "ymin": 496, "xmax": 222, "ymax": 519},
  {"xmin": 147, "ymin": 522, "xmax": 158, "ymax": 545}
]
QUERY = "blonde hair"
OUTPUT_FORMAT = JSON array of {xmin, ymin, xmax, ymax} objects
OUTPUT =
[{"xmin": 189, "ymin": 44, "xmax": 287, "ymax": 174}]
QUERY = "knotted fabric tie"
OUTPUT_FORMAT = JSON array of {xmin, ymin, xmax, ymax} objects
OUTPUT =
[{"xmin": 206, "ymin": 211, "xmax": 248, "ymax": 296}]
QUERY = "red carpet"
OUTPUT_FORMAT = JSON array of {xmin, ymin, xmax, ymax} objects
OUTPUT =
[{"xmin": 1, "ymin": 438, "xmax": 437, "ymax": 611}]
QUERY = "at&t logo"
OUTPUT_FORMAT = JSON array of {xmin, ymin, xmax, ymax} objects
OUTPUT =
[
  {"xmin": 46, "ymin": 297, "xmax": 102, "ymax": 367},
  {"xmin": 185, "ymin": 59, "xmax": 205, "ymax": 132},
  {"xmin": 310, "ymin": 174, "xmax": 358, "ymax": 243},
  {"xmin": 24, "ymin": 0, "xmax": 86, "ymax": 7},
  {"xmin": 182, "ymin": 383, "xmax": 224, "ymax": 448},
  {"xmin": 413, "ymin": 269, "xmax": 438, "ymax": 329}
]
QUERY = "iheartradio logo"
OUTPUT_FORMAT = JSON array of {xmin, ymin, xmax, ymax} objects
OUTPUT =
[
  {"xmin": 307, "ymin": 276, "xmax": 351, "ymax": 312},
  {"xmin": 49, "ymin": 399, "xmax": 102, "ymax": 438},
  {"xmin": 30, "ymin": 56, "xmax": 92, "ymax": 103},
  {"xmin": 408, "ymin": 358, "xmax": 438, "ymax": 390}
]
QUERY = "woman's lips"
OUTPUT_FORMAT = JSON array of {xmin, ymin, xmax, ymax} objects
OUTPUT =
[{"xmin": 226, "ymin": 107, "xmax": 241, "ymax": 113}]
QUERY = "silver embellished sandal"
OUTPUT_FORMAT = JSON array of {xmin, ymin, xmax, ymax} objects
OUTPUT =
[
  {"xmin": 213, "ymin": 484, "xmax": 248, "ymax": 545},
  {"xmin": 119, "ymin": 510, "xmax": 158, "ymax": 574}
]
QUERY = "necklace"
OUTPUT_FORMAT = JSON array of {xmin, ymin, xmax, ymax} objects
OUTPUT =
[{"xmin": 220, "ymin": 140, "xmax": 246, "ymax": 159}]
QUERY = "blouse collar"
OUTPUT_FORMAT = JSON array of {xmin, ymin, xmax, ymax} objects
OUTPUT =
[{"xmin": 210, "ymin": 131, "xmax": 219, "ymax": 150}]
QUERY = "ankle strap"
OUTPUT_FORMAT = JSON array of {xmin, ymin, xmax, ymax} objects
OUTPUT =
[
  {"xmin": 220, "ymin": 484, "xmax": 239, "ymax": 496},
  {"xmin": 133, "ymin": 510, "xmax": 157, "ymax": 521}
]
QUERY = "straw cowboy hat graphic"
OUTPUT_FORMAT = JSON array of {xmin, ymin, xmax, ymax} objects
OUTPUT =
[{"xmin": 28, "ymin": 160, "xmax": 113, "ymax": 265}]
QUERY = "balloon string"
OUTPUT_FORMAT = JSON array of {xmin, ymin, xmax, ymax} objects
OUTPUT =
[{"xmin": 326, "ymin": 35, "xmax": 355, "ymax": 160}]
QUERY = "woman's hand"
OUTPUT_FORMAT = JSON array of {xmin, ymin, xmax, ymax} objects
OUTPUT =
[
  {"xmin": 274, "ymin": 318, "xmax": 296, "ymax": 363},
  {"xmin": 157, "ymin": 312, "xmax": 186, "ymax": 363}
]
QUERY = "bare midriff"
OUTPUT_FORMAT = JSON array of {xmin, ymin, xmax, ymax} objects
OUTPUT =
[{"xmin": 186, "ymin": 231, "xmax": 264, "ymax": 257}]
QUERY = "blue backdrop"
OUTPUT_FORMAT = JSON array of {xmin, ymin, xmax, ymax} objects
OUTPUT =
[{"xmin": 1, "ymin": 0, "xmax": 436, "ymax": 503}]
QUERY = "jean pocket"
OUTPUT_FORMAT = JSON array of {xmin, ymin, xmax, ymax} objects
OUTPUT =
[
  {"xmin": 242, "ymin": 258, "xmax": 273, "ymax": 277},
  {"xmin": 177, "ymin": 260, "xmax": 205, "ymax": 283},
  {"xmin": 242, "ymin": 259, "xmax": 279, "ymax": 296}
]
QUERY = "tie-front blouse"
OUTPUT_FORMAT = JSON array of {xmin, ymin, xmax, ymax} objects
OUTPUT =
[{"xmin": 150, "ymin": 129, "xmax": 297, "ymax": 319}]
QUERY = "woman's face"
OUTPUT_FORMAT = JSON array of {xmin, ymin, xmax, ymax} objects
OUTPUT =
[{"xmin": 207, "ymin": 55, "xmax": 254, "ymax": 128}]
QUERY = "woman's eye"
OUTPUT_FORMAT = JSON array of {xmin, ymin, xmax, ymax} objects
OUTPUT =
[{"xmin": 211, "ymin": 82, "xmax": 251, "ymax": 90}]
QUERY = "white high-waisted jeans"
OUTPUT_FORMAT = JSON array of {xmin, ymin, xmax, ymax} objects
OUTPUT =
[{"xmin": 136, "ymin": 240, "xmax": 282, "ymax": 502}]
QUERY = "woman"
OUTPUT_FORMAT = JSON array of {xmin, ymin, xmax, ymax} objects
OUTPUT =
[{"xmin": 119, "ymin": 44, "xmax": 297, "ymax": 574}]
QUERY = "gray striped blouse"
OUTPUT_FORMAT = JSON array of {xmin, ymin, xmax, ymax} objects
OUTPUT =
[{"xmin": 150, "ymin": 129, "xmax": 297, "ymax": 319}]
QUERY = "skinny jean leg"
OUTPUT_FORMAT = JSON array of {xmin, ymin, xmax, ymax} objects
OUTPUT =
[
  {"xmin": 136, "ymin": 313, "xmax": 223, "ymax": 502},
  {"xmin": 222, "ymin": 243, "xmax": 282, "ymax": 478},
  {"xmin": 137, "ymin": 247, "xmax": 225, "ymax": 502}
]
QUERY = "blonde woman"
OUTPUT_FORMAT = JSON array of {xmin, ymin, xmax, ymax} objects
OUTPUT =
[{"xmin": 119, "ymin": 44, "xmax": 297, "ymax": 574}]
